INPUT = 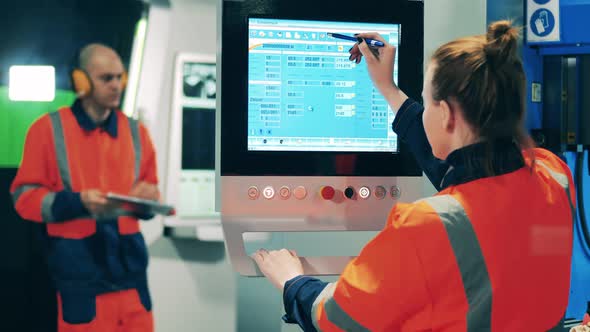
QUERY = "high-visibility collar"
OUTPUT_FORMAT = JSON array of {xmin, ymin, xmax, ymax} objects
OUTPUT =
[
  {"xmin": 70, "ymin": 98, "xmax": 118, "ymax": 138},
  {"xmin": 440, "ymin": 138, "xmax": 525, "ymax": 189}
]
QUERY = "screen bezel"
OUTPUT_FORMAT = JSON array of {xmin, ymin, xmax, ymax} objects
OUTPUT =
[{"xmin": 221, "ymin": 3, "xmax": 424, "ymax": 176}]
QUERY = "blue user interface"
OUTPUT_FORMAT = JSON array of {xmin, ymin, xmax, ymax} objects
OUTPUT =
[{"xmin": 248, "ymin": 18, "xmax": 400, "ymax": 152}]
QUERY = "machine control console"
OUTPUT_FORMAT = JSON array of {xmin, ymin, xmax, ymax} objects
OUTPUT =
[{"xmin": 246, "ymin": 184, "xmax": 402, "ymax": 201}]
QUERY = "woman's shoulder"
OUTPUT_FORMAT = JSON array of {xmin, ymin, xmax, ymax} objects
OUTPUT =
[
  {"xmin": 529, "ymin": 147, "xmax": 560, "ymax": 161},
  {"xmin": 525, "ymin": 148, "xmax": 572, "ymax": 177}
]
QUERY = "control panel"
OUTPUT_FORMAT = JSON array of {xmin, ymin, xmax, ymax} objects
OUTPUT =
[
  {"xmin": 221, "ymin": 176, "xmax": 424, "ymax": 276},
  {"xmin": 246, "ymin": 184, "xmax": 401, "ymax": 201}
]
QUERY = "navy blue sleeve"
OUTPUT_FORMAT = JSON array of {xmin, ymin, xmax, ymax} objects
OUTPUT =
[
  {"xmin": 392, "ymin": 98, "xmax": 449, "ymax": 191},
  {"xmin": 51, "ymin": 190, "xmax": 89, "ymax": 221},
  {"xmin": 52, "ymin": 191, "xmax": 155, "ymax": 221},
  {"xmin": 282, "ymin": 275, "xmax": 329, "ymax": 332}
]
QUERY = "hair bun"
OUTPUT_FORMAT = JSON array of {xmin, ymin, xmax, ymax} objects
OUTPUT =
[{"xmin": 484, "ymin": 20, "xmax": 519, "ymax": 66}]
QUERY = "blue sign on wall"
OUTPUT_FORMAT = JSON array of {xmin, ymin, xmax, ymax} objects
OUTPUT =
[
  {"xmin": 527, "ymin": 0, "xmax": 560, "ymax": 43},
  {"xmin": 530, "ymin": 8, "xmax": 555, "ymax": 37}
]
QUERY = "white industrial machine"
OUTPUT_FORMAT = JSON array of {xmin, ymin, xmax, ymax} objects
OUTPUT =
[{"xmin": 218, "ymin": 1, "xmax": 426, "ymax": 276}]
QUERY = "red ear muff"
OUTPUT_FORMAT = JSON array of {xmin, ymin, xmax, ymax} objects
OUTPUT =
[
  {"xmin": 71, "ymin": 68, "xmax": 92, "ymax": 97},
  {"xmin": 71, "ymin": 68, "xmax": 127, "ymax": 96}
]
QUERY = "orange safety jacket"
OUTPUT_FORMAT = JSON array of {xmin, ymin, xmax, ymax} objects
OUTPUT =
[
  {"xmin": 309, "ymin": 149, "xmax": 573, "ymax": 331},
  {"xmin": 10, "ymin": 99, "xmax": 158, "ymax": 324},
  {"xmin": 282, "ymin": 98, "xmax": 574, "ymax": 331}
]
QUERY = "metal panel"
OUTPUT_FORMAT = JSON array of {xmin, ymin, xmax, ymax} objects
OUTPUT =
[{"xmin": 222, "ymin": 175, "xmax": 424, "ymax": 276}]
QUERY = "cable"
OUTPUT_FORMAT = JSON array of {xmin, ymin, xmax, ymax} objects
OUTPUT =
[{"xmin": 575, "ymin": 151, "xmax": 590, "ymax": 250}]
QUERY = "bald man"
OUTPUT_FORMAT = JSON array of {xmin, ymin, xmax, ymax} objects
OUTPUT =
[
  {"xmin": 10, "ymin": 43, "xmax": 159, "ymax": 331},
  {"xmin": 77, "ymin": 44, "xmax": 127, "ymax": 122}
]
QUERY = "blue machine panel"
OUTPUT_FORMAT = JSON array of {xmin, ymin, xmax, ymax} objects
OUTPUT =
[
  {"xmin": 522, "ymin": 0, "xmax": 590, "ymax": 320},
  {"xmin": 564, "ymin": 152, "xmax": 590, "ymax": 319}
]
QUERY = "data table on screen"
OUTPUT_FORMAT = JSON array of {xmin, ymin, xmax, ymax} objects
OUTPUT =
[{"xmin": 248, "ymin": 18, "xmax": 401, "ymax": 153}]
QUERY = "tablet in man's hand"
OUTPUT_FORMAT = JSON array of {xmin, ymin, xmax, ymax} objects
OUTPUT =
[{"xmin": 106, "ymin": 192, "xmax": 176, "ymax": 216}]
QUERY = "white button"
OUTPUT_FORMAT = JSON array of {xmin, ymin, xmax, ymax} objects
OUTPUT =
[
  {"xmin": 359, "ymin": 186, "xmax": 371, "ymax": 199},
  {"xmin": 374, "ymin": 186, "xmax": 386, "ymax": 200},
  {"xmin": 247, "ymin": 186, "xmax": 259, "ymax": 200},
  {"xmin": 390, "ymin": 186, "xmax": 401, "ymax": 199},
  {"xmin": 263, "ymin": 186, "xmax": 275, "ymax": 199}
]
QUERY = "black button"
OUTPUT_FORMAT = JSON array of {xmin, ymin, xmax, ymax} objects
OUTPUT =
[{"xmin": 344, "ymin": 187, "xmax": 355, "ymax": 199}]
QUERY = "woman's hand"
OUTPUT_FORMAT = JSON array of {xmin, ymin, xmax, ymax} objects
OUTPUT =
[
  {"xmin": 349, "ymin": 33, "xmax": 396, "ymax": 93},
  {"xmin": 252, "ymin": 248, "xmax": 304, "ymax": 291},
  {"xmin": 349, "ymin": 32, "xmax": 408, "ymax": 111}
]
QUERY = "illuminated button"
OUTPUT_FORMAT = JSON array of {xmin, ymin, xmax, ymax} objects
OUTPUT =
[
  {"xmin": 293, "ymin": 186, "xmax": 307, "ymax": 200},
  {"xmin": 358, "ymin": 186, "xmax": 371, "ymax": 199},
  {"xmin": 390, "ymin": 186, "xmax": 401, "ymax": 199},
  {"xmin": 262, "ymin": 186, "xmax": 275, "ymax": 199},
  {"xmin": 279, "ymin": 186, "xmax": 291, "ymax": 200},
  {"xmin": 344, "ymin": 186, "xmax": 355, "ymax": 199},
  {"xmin": 247, "ymin": 186, "xmax": 259, "ymax": 200},
  {"xmin": 374, "ymin": 186, "xmax": 386, "ymax": 200},
  {"xmin": 320, "ymin": 186, "xmax": 336, "ymax": 200}
]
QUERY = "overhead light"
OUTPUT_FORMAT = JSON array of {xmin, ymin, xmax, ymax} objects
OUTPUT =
[
  {"xmin": 123, "ymin": 17, "xmax": 148, "ymax": 117},
  {"xmin": 9, "ymin": 65, "xmax": 56, "ymax": 102}
]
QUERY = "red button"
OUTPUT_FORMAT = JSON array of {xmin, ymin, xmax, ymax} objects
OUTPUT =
[{"xmin": 320, "ymin": 186, "xmax": 335, "ymax": 200}]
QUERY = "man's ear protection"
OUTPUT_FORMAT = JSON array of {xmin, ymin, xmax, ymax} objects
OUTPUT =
[{"xmin": 70, "ymin": 68, "xmax": 128, "ymax": 97}]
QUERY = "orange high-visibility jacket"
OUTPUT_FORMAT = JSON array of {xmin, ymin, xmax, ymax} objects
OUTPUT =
[
  {"xmin": 282, "ymin": 98, "xmax": 574, "ymax": 331},
  {"xmin": 308, "ymin": 148, "xmax": 573, "ymax": 331},
  {"xmin": 10, "ymin": 100, "xmax": 158, "ymax": 324}
]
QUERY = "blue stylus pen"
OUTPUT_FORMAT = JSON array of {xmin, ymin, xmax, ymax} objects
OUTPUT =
[{"xmin": 327, "ymin": 32, "xmax": 385, "ymax": 47}]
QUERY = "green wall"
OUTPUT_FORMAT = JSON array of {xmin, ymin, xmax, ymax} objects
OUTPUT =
[{"xmin": 0, "ymin": 86, "xmax": 76, "ymax": 167}]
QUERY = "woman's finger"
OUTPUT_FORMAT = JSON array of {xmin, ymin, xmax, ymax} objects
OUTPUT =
[
  {"xmin": 251, "ymin": 248, "xmax": 268, "ymax": 262},
  {"xmin": 355, "ymin": 32, "xmax": 387, "ymax": 44}
]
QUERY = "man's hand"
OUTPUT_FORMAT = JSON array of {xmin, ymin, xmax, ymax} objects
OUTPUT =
[
  {"xmin": 251, "ymin": 248, "xmax": 304, "ymax": 291},
  {"xmin": 81, "ymin": 189, "xmax": 117, "ymax": 216},
  {"xmin": 129, "ymin": 181, "xmax": 159, "ymax": 201}
]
